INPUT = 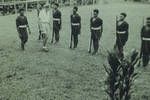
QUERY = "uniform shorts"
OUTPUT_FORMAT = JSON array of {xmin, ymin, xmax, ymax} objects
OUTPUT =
[
  {"xmin": 71, "ymin": 26, "xmax": 80, "ymax": 35},
  {"xmin": 18, "ymin": 28, "xmax": 28, "ymax": 43},
  {"xmin": 142, "ymin": 41, "xmax": 150, "ymax": 55},
  {"xmin": 91, "ymin": 30, "xmax": 101, "ymax": 40},
  {"xmin": 39, "ymin": 22, "xmax": 50, "ymax": 35}
]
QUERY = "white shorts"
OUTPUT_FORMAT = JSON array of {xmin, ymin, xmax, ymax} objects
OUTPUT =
[{"xmin": 39, "ymin": 22, "xmax": 49, "ymax": 34}]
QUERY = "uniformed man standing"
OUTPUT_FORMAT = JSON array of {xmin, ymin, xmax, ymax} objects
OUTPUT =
[
  {"xmin": 16, "ymin": 8, "xmax": 31, "ymax": 50},
  {"xmin": 114, "ymin": 13, "xmax": 129, "ymax": 59},
  {"xmin": 70, "ymin": 6, "xmax": 81, "ymax": 49},
  {"xmin": 90, "ymin": 9, "xmax": 103, "ymax": 55},
  {"xmin": 39, "ymin": 4, "xmax": 50, "ymax": 51},
  {"xmin": 140, "ymin": 17, "xmax": 150, "ymax": 67},
  {"xmin": 51, "ymin": 3, "xmax": 62, "ymax": 44}
]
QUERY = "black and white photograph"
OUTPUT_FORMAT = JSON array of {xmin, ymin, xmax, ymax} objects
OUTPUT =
[{"xmin": 0, "ymin": 0, "xmax": 150, "ymax": 100}]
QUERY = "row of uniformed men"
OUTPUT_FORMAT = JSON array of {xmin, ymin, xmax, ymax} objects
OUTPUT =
[{"xmin": 16, "ymin": 3, "xmax": 150, "ymax": 67}]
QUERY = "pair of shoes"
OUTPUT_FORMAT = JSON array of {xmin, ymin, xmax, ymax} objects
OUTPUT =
[
  {"xmin": 42, "ymin": 47, "xmax": 49, "ymax": 52},
  {"xmin": 38, "ymin": 36, "xmax": 41, "ymax": 40},
  {"xmin": 54, "ymin": 41, "xmax": 59, "ymax": 45},
  {"xmin": 51, "ymin": 40, "xmax": 53, "ymax": 44},
  {"xmin": 69, "ymin": 46, "xmax": 72, "ymax": 49},
  {"xmin": 92, "ymin": 51, "xmax": 97, "ymax": 55},
  {"xmin": 21, "ymin": 43, "xmax": 25, "ymax": 50},
  {"xmin": 143, "ymin": 64, "xmax": 148, "ymax": 67},
  {"xmin": 73, "ymin": 46, "xmax": 77, "ymax": 49},
  {"xmin": 73, "ymin": 47, "xmax": 77, "ymax": 50}
]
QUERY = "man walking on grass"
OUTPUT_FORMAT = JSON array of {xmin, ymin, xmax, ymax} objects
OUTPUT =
[
  {"xmin": 16, "ymin": 8, "xmax": 31, "ymax": 50},
  {"xmin": 39, "ymin": 4, "xmax": 51, "ymax": 52}
]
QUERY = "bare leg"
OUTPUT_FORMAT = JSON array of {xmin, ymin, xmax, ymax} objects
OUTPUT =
[
  {"xmin": 43, "ymin": 34, "xmax": 48, "ymax": 47},
  {"xmin": 42, "ymin": 33, "xmax": 48, "ymax": 52}
]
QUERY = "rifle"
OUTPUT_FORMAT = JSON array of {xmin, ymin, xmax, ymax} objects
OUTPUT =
[
  {"xmin": 88, "ymin": 8, "xmax": 93, "ymax": 53},
  {"xmin": 89, "ymin": 34, "xmax": 92, "ymax": 53},
  {"xmin": 51, "ymin": 30, "xmax": 54, "ymax": 43},
  {"xmin": 116, "ymin": 16, "xmax": 118, "ymax": 34},
  {"xmin": 69, "ymin": 8, "xmax": 73, "ymax": 48},
  {"xmin": 70, "ymin": 31, "xmax": 73, "ymax": 48},
  {"xmin": 137, "ymin": 17, "xmax": 145, "ymax": 67},
  {"xmin": 38, "ymin": 22, "xmax": 42, "ymax": 39},
  {"xmin": 137, "ymin": 45, "xmax": 142, "ymax": 67},
  {"xmin": 114, "ymin": 16, "xmax": 118, "ymax": 52},
  {"xmin": 51, "ymin": 9, "xmax": 55, "ymax": 43},
  {"xmin": 27, "ymin": 25, "xmax": 31, "ymax": 35}
]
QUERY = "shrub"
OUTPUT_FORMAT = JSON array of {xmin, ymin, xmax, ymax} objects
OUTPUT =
[{"xmin": 104, "ymin": 50, "xmax": 139, "ymax": 100}]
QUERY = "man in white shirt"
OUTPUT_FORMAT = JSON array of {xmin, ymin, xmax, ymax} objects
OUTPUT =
[{"xmin": 38, "ymin": 4, "xmax": 50, "ymax": 52}]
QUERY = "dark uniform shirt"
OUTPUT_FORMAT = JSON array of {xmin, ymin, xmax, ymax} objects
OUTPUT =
[
  {"xmin": 116, "ymin": 21, "xmax": 129, "ymax": 46},
  {"xmin": 141, "ymin": 26, "xmax": 150, "ymax": 38},
  {"xmin": 16, "ymin": 16, "xmax": 28, "ymax": 34},
  {"xmin": 141, "ymin": 26, "xmax": 150, "ymax": 54},
  {"xmin": 90, "ymin": 17, "xmax": 103, "ymax": 28},
  {"xmin": 16, "ymin": 16, "xmax": 28, "ymax": 28},
  {"xmin": 90, "ymin": 17, "xmax": 103, "ymax": 39},
  {"xmin": 16, "ymin": 15, "xmax": 29, "ymax": 44},
  {"xmin": 71, "ymin": 13, "xmax": 81, "ymax": 35},
  {"xmin": 53, "ymin": 9, "xmax": 61, "ymax": 30}
]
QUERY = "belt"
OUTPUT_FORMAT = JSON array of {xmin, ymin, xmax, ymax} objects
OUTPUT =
[
  {"xmin": 117, "ymin": 31, "xmax": 126, "ymax": 34},
  {"xmin": 19, "ymin": 25, "xmax": 27, "ymax": 28},
  {"xmin": 142, "ymin": 37, "xmax": 150, "ymax": 41},
  {"xmin": 40, "ymin": 22, "xmax": 49, "ymax": 24},
  {"xmin": 91, "ymin": 27, "xmax": 101, "ymax": 30},
  {"xmin": 72, "ymin": 23, "xmax": 80, "ymax": 26},
  {"xmin": 53, "ymin": 18, "xmax": 60, "ymax": 21}
]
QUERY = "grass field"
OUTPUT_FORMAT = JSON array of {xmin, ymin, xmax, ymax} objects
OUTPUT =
[{"xmin": 0, "ymin": 1, "xmax": 150, "ymax": 100}]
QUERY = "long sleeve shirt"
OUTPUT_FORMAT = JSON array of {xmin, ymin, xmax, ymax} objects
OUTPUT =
[{"xmin": 39, "ymin": 9, "xmax": 50, "ymax": 23}]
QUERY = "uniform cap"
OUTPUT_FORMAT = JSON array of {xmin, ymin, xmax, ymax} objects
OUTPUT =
[
  {"xmin": 146, "ymin": 17, "xmax": 150, "ymax": 21},
  {"xmin": 93, "ymin": 9, "xmax": 99, "ymax": 14},
  {"xmin": 73, "ymin": 6, "xmax": 78, "ymax": 11},
  {"xmin": 54, "ymin": 3, "xmax": 59, "ymax": 7},
  {"xmin": 19, "ymin": 8, "xmax": 24, "ymax": 12},
  {"xmin": 120, "ymin": 13, "xmax": 127, "ymax": 18},
  {"xmin": 146, "ymin": 17, "xmax": 150, "ymax": 24}
]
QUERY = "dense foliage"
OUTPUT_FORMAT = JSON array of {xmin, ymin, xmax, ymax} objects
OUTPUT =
[{"xmin": 104, "ymin": 50, "xmax": 139, "ymax": 100}]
